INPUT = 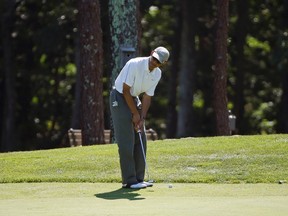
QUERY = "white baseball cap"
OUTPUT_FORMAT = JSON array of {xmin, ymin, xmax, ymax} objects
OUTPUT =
[{"xmin": 152, "ymin": 46, "xmax": 170, "ymax": 63}]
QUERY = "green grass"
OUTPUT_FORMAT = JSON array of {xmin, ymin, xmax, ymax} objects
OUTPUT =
[
  {"xmin": 1, "ymin": 183, "xmax": 288, "ymax": 216},
  {"xmin": 1, "ymin": 134, "xmax": 288, "ymax": 184}
]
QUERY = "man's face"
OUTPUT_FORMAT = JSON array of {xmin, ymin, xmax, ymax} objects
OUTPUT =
[{"xmin": 149, "ymin": 56, "xmax": 162, "ymax": 70}]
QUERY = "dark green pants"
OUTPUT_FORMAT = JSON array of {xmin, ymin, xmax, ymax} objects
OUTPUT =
[{"xmin": 109, "ymin": 89, "xmax": 147, "ymax": 185}]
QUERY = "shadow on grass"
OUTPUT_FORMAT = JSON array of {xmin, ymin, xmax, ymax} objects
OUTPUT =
[{"xmin": 95, "ymin": 188, "xmax": 145, "ymax": 201}]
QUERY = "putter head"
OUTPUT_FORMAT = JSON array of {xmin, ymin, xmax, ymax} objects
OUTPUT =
[{"xmin": 148, "ymin": 180, "xmax": 154, "ymax": 183}]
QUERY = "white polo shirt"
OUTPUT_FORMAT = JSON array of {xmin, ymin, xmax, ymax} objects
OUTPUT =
[{"xmin": 114, "ymin": 57, "xmax": 162, "ymax": 97}]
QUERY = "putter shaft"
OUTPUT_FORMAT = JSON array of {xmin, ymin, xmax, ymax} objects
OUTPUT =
[{"xmin": 138, "ymin": 131, "xmax": 151, "ymax": 181}]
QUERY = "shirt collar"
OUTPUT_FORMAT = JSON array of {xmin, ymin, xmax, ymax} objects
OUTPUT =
[{"xmin": 146, "ymin": 57, "xmax": 157, "ymax": 74}]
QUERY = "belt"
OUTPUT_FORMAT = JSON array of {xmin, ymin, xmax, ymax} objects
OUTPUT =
[
  {"xmin": 113, "ymin": 87, "xmax": 137, "ymax": 99},
  {"xmin": 112, "ymin": 88, "xmax": 142, "ymax": 110}
]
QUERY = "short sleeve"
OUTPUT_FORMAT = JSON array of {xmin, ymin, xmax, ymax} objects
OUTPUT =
[{"xmin": 123, "ymin": 61, "xmax": 136, "ymax": 87}]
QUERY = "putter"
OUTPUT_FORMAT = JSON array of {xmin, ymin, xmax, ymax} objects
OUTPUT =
[{"xmin": 137, "ymin": 130, "xmax": 154, "ymax": 183}]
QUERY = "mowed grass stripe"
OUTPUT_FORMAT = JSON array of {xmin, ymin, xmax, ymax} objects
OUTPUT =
[
  {"xmin": 1, "ymin": 183, "xmax": 288, "ymax": 216},
  {"xmin": 0, "ymin": 134, "xmax": 287, "ymax": 183}
]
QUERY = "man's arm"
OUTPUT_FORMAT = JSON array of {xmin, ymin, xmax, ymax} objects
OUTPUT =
[
  {"xmin": 122, "ymin": 83, "xmax": 141, "ymax": 129},
  {"xmin": 141, "ymin": 93, "xmax": 151, "ymax": 120}
]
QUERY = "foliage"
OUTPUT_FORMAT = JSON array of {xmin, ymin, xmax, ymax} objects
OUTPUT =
[
  {"xmin": 1, "ymin": 0, "xmax": 288, "ymax": 150},
  {"xmin": 1, "ymin": 134, "xmax": 287, "ymax": 183},
  {"xmin": 228, "ymin": 0, "xmax": 286, "ymax": 134},
  {"xmin": 141, "ymin": 4, "xmax": 177, "ymax": 137},
  {"xmin": 1, "ymin": 1, "xmax": 78, "ymax": 150}
]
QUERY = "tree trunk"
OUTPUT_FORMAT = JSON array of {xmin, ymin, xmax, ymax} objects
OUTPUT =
[
  {"xmin": 78, "ymin": 0, "xmax": 104, "ymax": 145},
  {"xmin": 213, "ymin": 0, "xmax": 230, "ymax": 135},
  {"xmin": 166, "ymin": 7, "xmax": 181, "ymax": 139},
  {"xmin": 1, "ymin": 0, "xmax": 17, "ymax": 152},
  {"xmin": 99, "ymin": 0, "xmax": 113, "ymax": 129},
  {"xmin": 278, "ymin": 0, "xmax": 288, "ymax": 133},
  {"xmin": 234, "ymin": 0, "xmax": 249, "ymax": 134},
  {"xmin": 108, "ymin": 0, "xmax": 140, "ymax": 86},
  {"xmin": 279, "ymin": 71, "xmax": 288, "ymax": 132},
  {"xmin": 71, "ymin": 32, "xmax": 81, "ymax": 129},
  {"xmin": 177, "ymin": 0, "xmax": 197, "ymax": 138}
]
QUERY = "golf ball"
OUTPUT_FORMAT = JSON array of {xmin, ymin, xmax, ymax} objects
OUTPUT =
[{"xmin": 168, "ymin": 184, "xmax": 173, "ymax": 188}]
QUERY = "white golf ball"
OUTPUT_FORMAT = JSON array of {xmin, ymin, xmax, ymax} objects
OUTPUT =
[{"xmin": 168, "ymin": 184, "xmax": 173, "ymax": 188}]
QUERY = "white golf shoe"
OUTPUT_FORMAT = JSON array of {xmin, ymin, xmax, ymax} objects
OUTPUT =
[
  {"xmin": 130, "ymin": 182, "xmax": 147, "ymax": 189},
  {"xmin": 122, "ymin": 182, "xmax": 147, "ymax": 189},
  {"xmin": 141, "ymin": 181, "xmax": 153, "ymax": 187}
]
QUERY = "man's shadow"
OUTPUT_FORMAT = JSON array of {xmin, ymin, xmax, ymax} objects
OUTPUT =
[{"xmin": 95, "ymin": 188, "xmax": 145, "ymax": 201}]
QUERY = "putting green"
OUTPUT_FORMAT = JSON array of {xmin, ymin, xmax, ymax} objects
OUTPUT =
[{"xmin": 1, "ymin": 183, "xmax": 288, "ymax": 216}]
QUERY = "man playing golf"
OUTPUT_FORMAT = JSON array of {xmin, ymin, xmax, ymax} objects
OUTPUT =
[{"xmin": 110, "ymin": 46, "xmax": 170, "ymax": 189}]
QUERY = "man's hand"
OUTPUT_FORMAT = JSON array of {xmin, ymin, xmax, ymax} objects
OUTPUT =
[
  {"xmin": 122, "ymin": 83, "xmax": 142, "ymax": 131},
  {"xmin": 134, "ymin": 112, "xmax": 148, "ymax": 131},
  {"xmin": 132, "ymin": 113, "xmax": 141, "ymax": 131}
]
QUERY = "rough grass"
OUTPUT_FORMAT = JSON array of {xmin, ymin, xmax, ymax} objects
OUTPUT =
[{"xmin": 0, "ymin": 134, "xmax": 288, "ymax": 184}]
